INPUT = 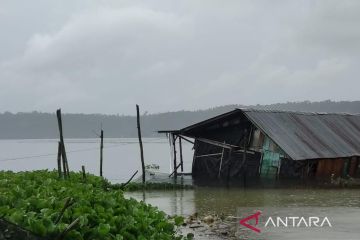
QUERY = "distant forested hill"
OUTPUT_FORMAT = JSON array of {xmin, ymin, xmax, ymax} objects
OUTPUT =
[{"xmin": 1, "ymin": 100, "xmax": 360, "ymax": 139}]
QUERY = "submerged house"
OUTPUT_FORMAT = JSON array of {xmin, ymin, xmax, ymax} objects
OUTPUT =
[{"xmin": 159, "ymin": 109, "xmax": 360, "ymax": 182}]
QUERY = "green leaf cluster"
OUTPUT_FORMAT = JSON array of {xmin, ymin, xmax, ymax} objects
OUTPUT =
[{"xmin": 0, "ymin": 170, "xmax": 179, "ymax": 240}]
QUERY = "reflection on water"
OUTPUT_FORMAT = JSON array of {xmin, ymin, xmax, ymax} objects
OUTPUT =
[
  {"xmin": 127, "ymin": 188, "xmax": 360, "ymax": 239},
  {"xmin": 2, "ymin": 139, "xmax": 359, "ymax": 239},
  {"xmin": 127, "ymin": 188, "xmax": 360, "ymax": 216}
]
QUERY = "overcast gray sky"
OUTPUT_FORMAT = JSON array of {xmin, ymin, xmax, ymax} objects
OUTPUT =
[{"xmin": 0, "ymin": 1, "xmax": 359, "ymax": 114}]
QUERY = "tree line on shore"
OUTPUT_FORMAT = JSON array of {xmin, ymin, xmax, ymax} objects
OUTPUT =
[{"xmin": 1, "ymin": 100, "xmax": 360, "ymax": 139}]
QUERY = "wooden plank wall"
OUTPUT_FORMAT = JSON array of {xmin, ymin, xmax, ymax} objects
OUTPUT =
[
  {"xmin": 349, "ymin": 156, "xmax": 359, "ymax": 176},
  {"xmin": 316, "ymin": 157, "xmax": 359, "ymax": 178},
  {"xmin": 316, "ymin": 158, "xmax": 344, "ymax": 178}
]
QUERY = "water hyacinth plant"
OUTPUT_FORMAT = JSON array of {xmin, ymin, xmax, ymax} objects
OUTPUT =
[{"xmin": 0, "ymin": 170, "xmax": 188, "ymax": 240}]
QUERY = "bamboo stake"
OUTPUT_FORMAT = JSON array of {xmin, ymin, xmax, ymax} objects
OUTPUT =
[{"xmin": 136, "ymin": 105, "xmax": 145, "ymax": 184}]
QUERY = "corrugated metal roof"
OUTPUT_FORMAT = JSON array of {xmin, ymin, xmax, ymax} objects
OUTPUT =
[{"xmin": 242, "ymin": 109, "xmax": 360, "ymax": 160}]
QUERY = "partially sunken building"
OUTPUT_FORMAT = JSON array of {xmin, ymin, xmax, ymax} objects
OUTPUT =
[{"xmin": 159, "ymin": 109, "xmax": 360, "ymax": 182}]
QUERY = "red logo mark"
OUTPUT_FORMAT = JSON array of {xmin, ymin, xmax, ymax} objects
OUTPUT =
[{"xmin": 239, "ymin": 211, "xmax": 262, "ymax": 233}]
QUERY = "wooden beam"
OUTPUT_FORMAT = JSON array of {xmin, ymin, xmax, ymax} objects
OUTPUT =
[
  {"xmin": 169, "ymin": 163, "xmax": 182, "ymax": 177},
  {"xmin": 196, "ymin": 137, "xmax": 237, "ymax": 149},
  {"xmin": 235, "ymin": 149, "xmax": 256, "ymax": 155},
  {"xmin": 121, "ymin": 170, "xmax": 138, "ymax": 188},
  {"xmin": 158, "ymin": 130, "xmax": 180, "ymax": 134},
  {"xmin": 196, "ymin": 153, "xmax": 222, "ymax": 158},
  {"xmin": 179, "ymin": 135, "xmax": 195, "ymax": 144}
]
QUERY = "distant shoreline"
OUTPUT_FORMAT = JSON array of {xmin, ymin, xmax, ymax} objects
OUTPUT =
[{"xmin": 1, "ymin": 100, "xmax": 360, "ymax": 139}]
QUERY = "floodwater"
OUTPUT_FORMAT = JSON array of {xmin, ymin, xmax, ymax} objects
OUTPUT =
[
  {"xmin": 126, "ymin": 188, "xmax": 360, "ymax": 216},
  {"xmin": 0, "ymin": 138, "xmax": 193, "ymax": 182},
  {"xmin": 1, "ymin": 139, "xmax": 360, "ymax": 239},
  {"xmin": 127, "ymin": 188, "xmax": 360, "ymax": 239}
]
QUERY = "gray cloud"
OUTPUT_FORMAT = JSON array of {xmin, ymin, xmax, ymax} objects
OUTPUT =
[{"xmin": 0, "ymin": 0, "xmax": 359, "ymax": 114}]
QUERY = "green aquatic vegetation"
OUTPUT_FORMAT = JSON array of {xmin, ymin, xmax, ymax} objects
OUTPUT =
[{"xmin": 0, "ymin": 170, "xmax": 186, "ymax": 240}]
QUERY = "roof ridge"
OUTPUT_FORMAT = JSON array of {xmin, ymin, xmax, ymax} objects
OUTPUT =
[{"xmin": 237, "ymin": 107, "xmax": 360, "ymax": 116}]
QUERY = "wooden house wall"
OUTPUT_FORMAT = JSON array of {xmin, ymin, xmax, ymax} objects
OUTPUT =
[
  {"xmin": 192, "ymin": 146, "xmax": 261, "ymax": 180},
  {"xmin": 315, "ymin": 158, "xmax": 359, "ymax": 178},
  {"xmin": 349, "ymin": 156, "xmax": 359, "ymax": 177}
]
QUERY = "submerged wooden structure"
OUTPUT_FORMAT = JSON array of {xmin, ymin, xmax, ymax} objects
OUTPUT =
[{"xmin": 159, "ymin": 109, "xmax": 360, "ymax": 182}]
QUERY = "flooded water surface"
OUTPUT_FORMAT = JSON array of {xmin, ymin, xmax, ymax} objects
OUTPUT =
[
  {"xmin": 1, "ymin": 139, "xmax": 359, "ymax": 239},
  {"xmin": 127, "ymin": 188, "xmax": 360, "ymax": 240},
  {"xmin": 0, "ymin": 138, "xmax": 193, "ymax": 182},
  {"xmin": 126, "ymin": 187, "xmax": 360, "ymax": 216}
]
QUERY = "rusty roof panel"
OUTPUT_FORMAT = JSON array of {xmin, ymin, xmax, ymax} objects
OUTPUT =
[{"xmin": 243, "ymin": 109, "xmax": 360, "ymax": 160}]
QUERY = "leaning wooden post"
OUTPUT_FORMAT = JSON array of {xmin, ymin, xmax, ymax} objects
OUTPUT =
[
  {"xmin": 56, "ymin": 109, "xmax": 70, "ymax": 178},
  {"xmin": 60, "ymin": 143, "xmax": 67, "ymax": 179},
  {"xmin": 57, "ymin": 141, "xmax": 62, "ymax": 178},
  {"xmin": 100, "ymin": 129, "xmax": 104, "ymax": 177},
  {"xmin": 136, "ymin": 105, "xmax": 146, "ymax": 184}
]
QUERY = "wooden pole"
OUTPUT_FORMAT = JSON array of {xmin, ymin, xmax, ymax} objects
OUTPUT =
[
  {"xmin": 56, "ymin": 109, "xmax": 70, "ymax": 178},
  {"xmin": 60, "ymin": 143, "xmax": 67, "ymax": 179},
  {"xmin": 172, "ymin": 134, "xmax": 177, "ymax": 178},
  {"xmin": 82, "ymin": 165, "xmax": 86, "ymax": 180},
  {"xmin": 100, "ymin": 129, "xmax": 104, "ymax": 177},
  {"xmin": 136, "ymin": 105, "xmax": 146, "ymax": 184},
  {"xmin": 179, "ymin": 137, "xmax": 184, "ymax": 172},
  {"xmin": 57, "ymin": 141, "xmax": 62, "ymax": 178}
]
